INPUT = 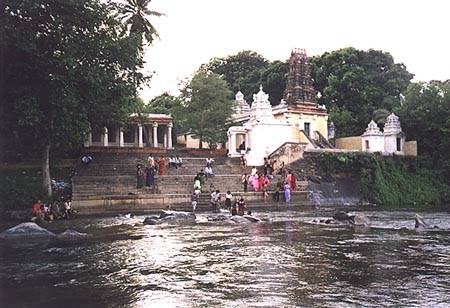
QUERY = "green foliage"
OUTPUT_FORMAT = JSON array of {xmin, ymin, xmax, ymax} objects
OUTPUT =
[
  {"xmin": 2, "ymin": 0, "xmax": 145, "ymax": 159},
  {"xmin": 119, "ymin": 0, "xmax": 165, "ymax": 46},
  {"xmin": 317, "ymin": 152, "xmax": 450, "ymax": 207},
  {"xmin": 0, "ymin": 166, "xmax": 73, "ymax": 212},
  {"xmin": 1, "ymin": 0, "xmax": 147, "ymax": 196},
  {"xmin": 180, "ymin": 71, "xmax": 233, "ymax": 149},
  {"xmin": 310, "ymin": 47, "xmax": 414, "ymax": 137},
  {"xmin": 146, "ymin": 93, "xmax": 187, "ymax": 139},
  {"xmin": 395, "ymin": 81, "xmax": 450, "ymax": 176},
  {"xmin": 201, "ymin": 51, "xmax": 288, "ymax": 105}
]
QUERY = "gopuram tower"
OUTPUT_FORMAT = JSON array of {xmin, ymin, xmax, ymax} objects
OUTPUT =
[
  {"xmin": 283, "ymin": 48, "xmax": 317, "ymax": 105},
  {"xmin": 273, "ymin": 48, "xmax": 330, "ymax": 145}
]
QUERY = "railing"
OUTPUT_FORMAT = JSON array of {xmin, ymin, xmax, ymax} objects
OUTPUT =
[
  {"xmin": 267, "ymin": 142, "xmax": 308, "ymax": 165},
  {"xmin": 314, "ymin": 131, "xmax": 335, "ymax": 149}
]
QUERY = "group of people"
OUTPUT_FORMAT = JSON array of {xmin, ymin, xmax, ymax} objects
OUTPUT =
[
  {"xmin": 190, "ymin": 189, "xmax": 247, "ymax": 215},
  {"xmin": 241, "ymin": 166, "xmax": 297, "ymax": 204},
  {"xmin": 168, "ymin": 156, "xmax": 183, "ymax": 169},
  {"xmin": 136, "ymin": 154, "xmax": 170, "ymax": 189},
  {"xmin": 32, "ymin": 198, "xmax": 74, "ymax": 221},
  {"xmin": 210, "ymin": 190, "xmax": 247, "ymax": 215}
]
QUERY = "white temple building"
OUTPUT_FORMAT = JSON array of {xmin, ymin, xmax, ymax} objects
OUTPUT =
[
  {"xmin": 361, "ymin": 113, "xmax": 405, "ymax": 155},
  {"xmin": 227, "ymin": 86, "xmax": 293, "ymax": 166}
]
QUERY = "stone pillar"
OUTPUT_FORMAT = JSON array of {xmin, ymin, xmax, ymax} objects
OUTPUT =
[
  {"xmin": 84, "ymin": 132, "xmax": 92, "ymax": 147},
  {"xmin": 138, "ymin": 124, "xmax": 143, "ymax": 148},
  {"xmin": 119, "ymin": 127, "xmax": 124, "ymax": 147},
  {"xmin": 153, "ymin": 123, "xmax": 158, "ymax": 147},
  {"xmin": 244, "ymin": 133, "xmax": 249, "ymax": 150},
  {"xmin": 230, "ymin": 132, "xmax": 236, "ymax": 154},
  {"xmin": 167, "ymin": 123, "xmax": 173, "ymax": 149},
  {"xmin": 163, "ymin": 126, "xmax": 168, "ymax": 148},
  {"xmin": 102, "ymin": 127, "xmax": 108, "ymax": 147}
]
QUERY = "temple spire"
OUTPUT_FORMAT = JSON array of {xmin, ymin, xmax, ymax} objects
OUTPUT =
[{"xmin": 283, "ymin": 48, "xmax": 317, "ymax": 105}]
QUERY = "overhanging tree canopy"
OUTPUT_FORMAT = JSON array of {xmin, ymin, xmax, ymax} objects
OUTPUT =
[{"xmin": 1, "ymin": 0, "xmax": 146, "ymax": 197}]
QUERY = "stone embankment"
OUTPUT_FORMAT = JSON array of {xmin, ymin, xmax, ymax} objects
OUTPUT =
[{"xmin": 72, "ymin": 154, "xmax": 310, "ymax": 214}]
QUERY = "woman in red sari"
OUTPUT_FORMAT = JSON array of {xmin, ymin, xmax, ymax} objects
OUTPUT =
[{"xmin": 158, "ymin": 156, "xmax": 166, "ymax": 175}]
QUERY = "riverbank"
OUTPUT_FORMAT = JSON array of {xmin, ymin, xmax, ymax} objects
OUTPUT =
[{"xmin": 316, "ymin": 152, "xmax": 450, "ymax": 208}]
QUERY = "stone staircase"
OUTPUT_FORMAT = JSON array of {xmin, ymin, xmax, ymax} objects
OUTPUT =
[{"xmin": 71, "ymin": 153, "xmax": 311, "ymax": 214}]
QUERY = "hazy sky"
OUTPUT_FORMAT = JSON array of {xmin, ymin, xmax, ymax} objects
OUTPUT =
[{"xmin": 140, "ymin": 0, "xmax": 450, "ymax": 101}]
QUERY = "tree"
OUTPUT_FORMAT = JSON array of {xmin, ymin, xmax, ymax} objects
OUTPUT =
[
  {"xmin": 201, "ymin": 50, "xmax": 269, "ymax": 102},
  {"xmin": 395, "ymin": 81, "xmax": 450, "ymax": 174},
  {"xmin": 1, "ymin": 0, "xmax": 145, "ymax": 198},
  {"xmin": 310, "ymin": 47, "xmax": 414, "ymax": 137},
  {"xmin": 180, "ymin": 71, "xmax": 233, "ymax": 149},
  {"xmin": 120, "ymin": 0, "xmax": 164, "ymax": 46},
  {"xmin": 147, "ymin": 93, "xmax": 187, "ymax": 143},
  {"xmin": 259, "ymin": 60, "xmax": 289, "ymax": 105}
]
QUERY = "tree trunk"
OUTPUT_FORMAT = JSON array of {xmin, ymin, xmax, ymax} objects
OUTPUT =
[
  {"xmin": 199, "ymin": 135, "xmax": 203, "ymax": 149},
  {"xmin": 42, "ymin": 143, "xmax": 52, "ymax": 198}
]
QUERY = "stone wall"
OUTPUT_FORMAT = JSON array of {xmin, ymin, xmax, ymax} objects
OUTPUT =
[
  {"xmin": 404, "ymin": 141, "xmax": 418, "ymax": 156},
  {"xmin": 335, "ymin": 136, "xmax": 362, "ymax": 151}
]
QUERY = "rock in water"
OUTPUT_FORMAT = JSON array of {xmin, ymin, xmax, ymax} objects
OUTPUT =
[
  {"xmin": 243, "ymin": 215, "xmax": 262, "ymax": 223},
  {"xmin": 333, "ymin": 211, "xmax": 352, "ymax": 222},
  {"xmin": 57, "ymin": 229, "xmax": 89, "ymax": 240},
  {"xmin": 351, "ymin": 213, "xmax": 370, "ymax": 226},
  {"xmin": 0, "ymin": 222, "xmax": 56, "ymax": 239},
  {"xmin": 230, "ymin": 216, "xmax": 251, "ymax": 224},
  {"xmin": 159, "ymin": 210, "xmax": 196, "ymax": 220},
  {"xmin": 144, "ymin": 211, "xmax": 196, "ymax": 225},
  {"xmin": 143, "ymin": 216, "xmax": 159, "ymax": 225}
]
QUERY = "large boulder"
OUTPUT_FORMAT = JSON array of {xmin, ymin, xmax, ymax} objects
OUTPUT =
[
  {"xmin": 57, "ymin": 229, "xmax": 90, "ymax": 240},
  {"xmin": 333, "ymin": 211, "xmax": 352, "ymax": 222},
  {"xmin": 144, "ymin": 211, "xmax": 196, "ymax": 225},
  {"xmin": 0, "ymin": 222, "xmax": 56, "ymax": 240},
  {"xmin": 143, "ymin": 216, "xmax": 160, "ymax": 225}
]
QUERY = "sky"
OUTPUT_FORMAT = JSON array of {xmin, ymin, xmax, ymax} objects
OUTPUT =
[{"xmin": 140, "ymin": 0, "xmax": 450, "ymax": 101}]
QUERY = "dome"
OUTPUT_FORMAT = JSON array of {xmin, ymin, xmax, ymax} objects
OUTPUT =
[
  {"xmin": 384, "ymin": 113, "xmax": 402, "ymax": 135},
  {"xmin": 362, "ymin": 120, "xmax": 383, "ymax": 136}
]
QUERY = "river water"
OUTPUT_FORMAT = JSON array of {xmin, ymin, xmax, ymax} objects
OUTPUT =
[{"xmin": 1, "ymin": 208, "xmax": 450, "ymax": 307}]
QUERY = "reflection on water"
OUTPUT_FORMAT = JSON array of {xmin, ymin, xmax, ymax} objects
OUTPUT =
[{"xmin": 1, "ymin": 209, "xmax": 450, "ymax": 307}]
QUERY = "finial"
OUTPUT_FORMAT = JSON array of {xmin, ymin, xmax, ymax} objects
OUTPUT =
[{"xmin": 259, "ymin": 85, "xmax": 263, "ymax": 91}]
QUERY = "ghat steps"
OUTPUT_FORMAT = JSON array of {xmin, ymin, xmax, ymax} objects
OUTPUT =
[{"xmin": 71, "ymin": 154, "xmax": 310, "ymax": 213}]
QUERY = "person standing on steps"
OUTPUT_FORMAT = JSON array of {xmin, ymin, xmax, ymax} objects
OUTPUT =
[
  {"xmin": 284, "ymin": 181, "xmax": 291, "ymax": 204},
  {"xmin": 237, "ymin": 197, "xmax": 246, "ymax": 216},
  {"xmin": 147, "ymin": 154, "xmax": 155, "ymax": 167},
  {"xmin": 210, "ymin": 190, "xmax": 221, "ymax": 213},
  {"xmin": 241, "ymin": 173, "xmax": 249, "ymax": 192},
  {"xmin": 274, "ymin": 179, "xmax": 283, "ymax": 202},
  {"xmin": 225, "ymin": 191, "xmax": 233, "ymax": 211},
  {"xmin": 262, "ymin": 175, "xmax": 270, "ymax": 201},
  {"xmin": 145, "ymin": 165, "xmax": 156, "ymax": 189},
  {"xmin": 158, "ymin": 155, "xmax": 166, "ymax": 175},
  {"xmin": 191, "ymin": 190, "xmax": 199, "ymax": 213},
  {"xmin": 194, "ymin": 175, "xmax": 201, "ymax": 191},
  {"xmin": 286, "ymin": 171, "xmax": 297, "ymax": 191},
  {"xmin": 136, "ymin": 164, "xmax": 145, "ymax": 189}
]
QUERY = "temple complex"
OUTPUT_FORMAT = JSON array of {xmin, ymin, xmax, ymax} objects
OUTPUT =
[{"xmin": 227, "ymin": 49, "xmax": 332, "ymax": 166}]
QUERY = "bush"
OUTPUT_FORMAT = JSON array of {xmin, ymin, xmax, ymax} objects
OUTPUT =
[{"xmin": 316, "ymin": 152, "xmax": 450, "ymax": 207}]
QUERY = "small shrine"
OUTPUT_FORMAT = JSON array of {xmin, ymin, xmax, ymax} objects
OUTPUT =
[{"xmin": 361, "ymin": 113, "xmax": 405, "ymax": 154}]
